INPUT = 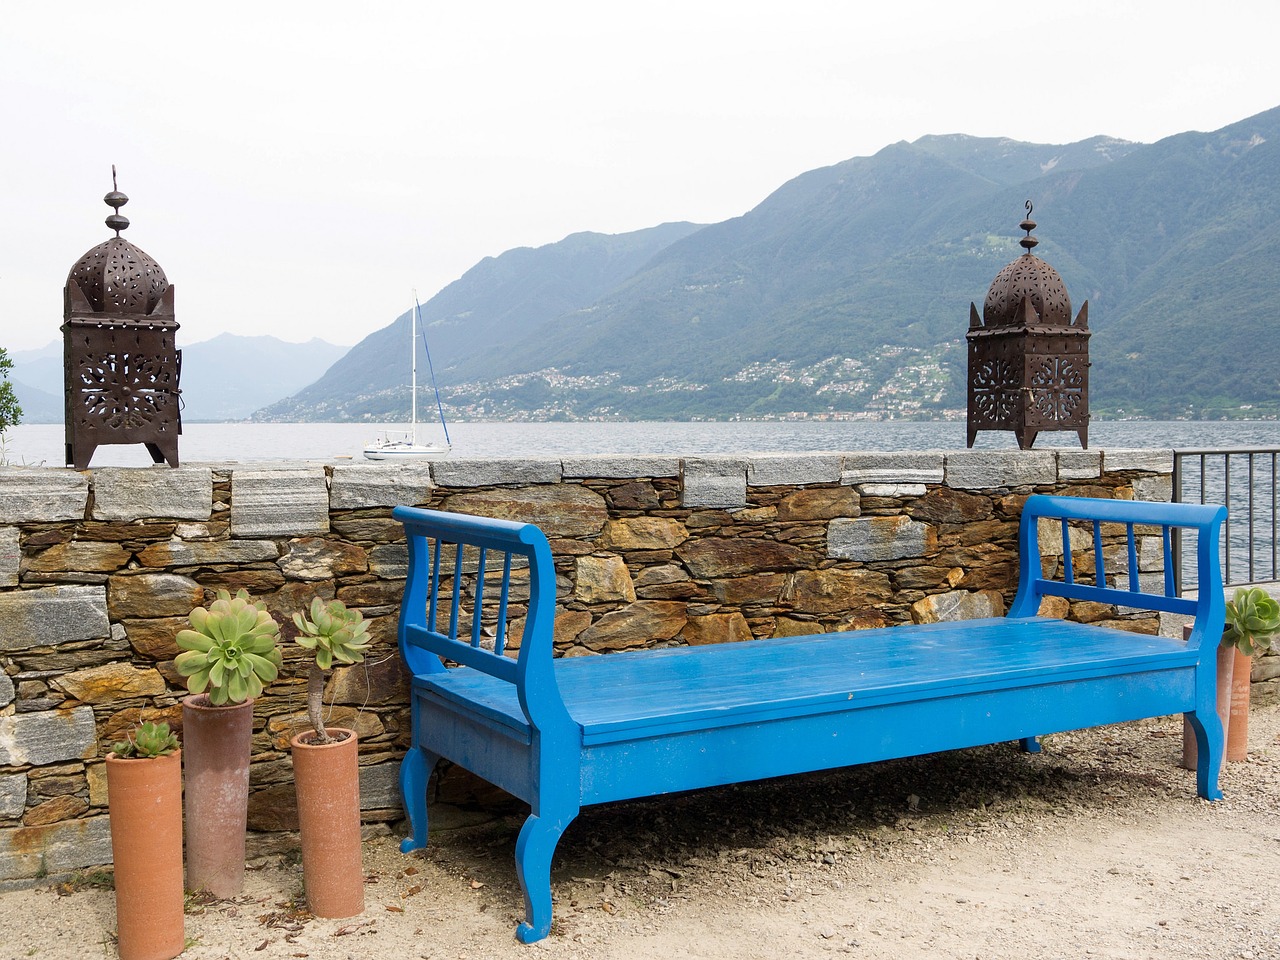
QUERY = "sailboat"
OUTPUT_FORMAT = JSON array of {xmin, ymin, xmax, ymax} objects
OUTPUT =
[{"xmin": 363, "ymin": 294, "xmax": 452, "ymax": 461}]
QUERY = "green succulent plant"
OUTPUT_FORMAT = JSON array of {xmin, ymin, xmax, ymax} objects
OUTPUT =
[
  {"xmin": 292, "ymin": 597, "xmax": 371, "ymax": 743},
  {"xmin": 111, "ymin": 721, "xmax": 179, "ymax": 759},
  {"xmin": 1224, "ymin": 586, "xmax": 1280, "ymax": 657},
  {"xmin": 175, "ymin": 588, "xmax": 284, "ymax": 705}
]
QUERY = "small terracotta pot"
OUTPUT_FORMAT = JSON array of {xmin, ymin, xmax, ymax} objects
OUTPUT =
[
  {"xmin": 1227, "ymin": 648, "xmax": 1252, "ymax": 761},
  {"xmin": 106, "ymin": 750, "xmax": 185, "ymax": 960},
  {"xmin": 183, "ymin": 694, "xmax": 254, "ymax": 897},
  {"xmin": 291, "ymin": 727, "xmax": 365, "ymax": 918},
  {"xmin": 1182, "ymin": 639, "xmax": 1235, "ymax": 770}
]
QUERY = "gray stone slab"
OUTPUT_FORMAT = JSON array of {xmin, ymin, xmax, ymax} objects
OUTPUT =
[
  {"xmin": 1104, "ymin": 449, "xmax": 1173, "ymax": 473},
  {"xmin": 0, "ymin": 468, "xmax": 88, "ymax": 523},
  {"xmin": 747, "ymin": 454, "xmax": 843, "ymax": 487},
  {"xmin": 0, "ymin": 671, "xmax": 12, "ymax": 709},
  {"xmin": 681, "ymin": 458, "xmax": 748, "ymax": 509},
  {"xmin": 856, "ymin": 483, "xmax": 927, "ymax": 498},
  {"xmin": 1131, "ymin": 475, "xmax": 1174, "ymax": 502},
  {"xmin": 561, "ymin": 455, "xmax": 681, "ymax": 479},
  {"xmin": 0, "ymin": 774, "xmax": 25, "ymax": 819},
  {"xmin": 0, "ymin": 815, "xmax": 113, "ymax": 880},
  {"xmin": 230, "ymin": 468, "xmax": 330, "ymax": 537},
  {"xmin": 0, "ymin": 585, "xmax": 109, "ymax": 651},
  {"xmin": 1056, "ymin": 450, "xmax": 1102, "ymax": 481},
  {"xmin": 840, "ymin": 452, "xmax": 945, "ymax": 486},
  {"xmin": 329, "ymin": 464, "xmax": 435, "ymax": 509},
  {"xmin": 91, "ymin": 467, "xmax": 214, "ymax": 521},
  {"xmin": 359, "ymin": 761, "xmax": 401, "ymax": 809},
  {"xmin": 431, "ymin": 458, "xmax": 563, "ymax": 487},
  {"xmin": 0, "ymin": 706, "xmax": 97, "ymax": 766},
  {"xmin": 945, "ymin": 451, "xmax": 1057, "ymax": 489},
  {"xmin": 828, "ymin": 516, "xmax": 935, "ymax": 561},
  {"xmin": 368, "ymin": 543, "xmax": 408, "ymax": 580},
  {"xmin": 0, "ymin": 526, "xmax": 17, "ymax": 588},
  {"xmin": 138, "ymin": 539, "xmax": 279, "ymax": 567}
]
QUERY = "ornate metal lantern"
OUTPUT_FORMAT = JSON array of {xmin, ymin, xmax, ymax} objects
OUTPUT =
[
  {"xmin": 966, "ymin": 202, "xmax": 1089, "ymax": 449},
  {"xmin": 63, "ymin": 171, "xmax": 182, "ymax": 469}
]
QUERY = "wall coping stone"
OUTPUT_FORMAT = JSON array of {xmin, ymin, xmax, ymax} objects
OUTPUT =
[
  {"xmin": 230, "ymin": 468, "xmax": 330, "ymax": 537},
  {"xmin": 431, "ymin": 458, "xmax": 563, "ymax": 487},
  {"xmin": 561, "ymin": 455, "xmax": 681, "ymax": 479},
  {"xmin": 1056, "ymin": 450, "xmax": 1103, "ymax": 481},
  {"xmin": 747, "ymin": 454, "xmax": 843, "ymax": 487},
  {"xmin": 330, "ymin": 463, "xmax": 435, "ymax": 509},
  {"xmin": 91, "ymin": 466, "xmax": 214, "ymax": 521},
  {"xmin": 945, "ymin": 451, "xmax": 1057, "ymax": 489},
  {"xmin": 841, "ymin": 452, "xmax": 945, "ymax": 485},
  {"xmin": 681, "ymin": 457, "xmax": 748, "ymax": 509},
  {"xmin": 0, "ymin": 468, "xmax": 88, "ymax": 523},
  {"xmin": 1104, "ymin": 449, "xmax": 1174, "ymax": 473}
]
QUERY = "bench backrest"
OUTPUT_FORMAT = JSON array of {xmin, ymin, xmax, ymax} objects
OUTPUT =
[
  {"xmin": 1010, "ymin": 494, "xmax": 1227, "ymax": 650},
  {"xmin": 392, "ymin": 505, "xmax": 571, "ymax": 730}
]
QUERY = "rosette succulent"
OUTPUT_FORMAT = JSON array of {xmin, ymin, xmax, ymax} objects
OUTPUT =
[
  {"xmin": 292, "ymin": 597, "xmax": 371, "ymax": 743},
  {"xmin": 175, "ymin": 588, "xmax": 284, "ymax": 705},
  {"xmin": 111, "ymin": 720, "xmax": 179, "ymax": 758},
  {"xmin": 1224, "ymin": 586, "xmax": 1280, "ymax": 657}
]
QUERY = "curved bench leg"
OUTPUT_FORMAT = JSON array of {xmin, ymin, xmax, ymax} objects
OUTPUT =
[
  {"xmin": 514, "ymin": 810, "xmax": 576, "ymax": 944},
  {"xmin": 399, "ymin": 747, "xmax": 439, "ymax": 853},
  {"xmin": 1185, "ymin": 710, "xmax": 1224, "ymax": 801}
]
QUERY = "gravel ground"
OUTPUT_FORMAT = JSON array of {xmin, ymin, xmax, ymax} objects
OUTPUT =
[{"xmin": 7, "ymin": 703, "xmax": 1278, "ymax": 960}]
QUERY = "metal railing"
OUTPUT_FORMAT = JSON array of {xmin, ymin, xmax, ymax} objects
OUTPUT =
[{"xmin": 1172, "ymin": 447, "xmax": 1280, "ymax": 593}]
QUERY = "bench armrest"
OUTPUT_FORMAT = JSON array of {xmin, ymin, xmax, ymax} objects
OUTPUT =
[{"xmin": 1009, "ymin": 495, "xmax": 1227, "ymax": 651}]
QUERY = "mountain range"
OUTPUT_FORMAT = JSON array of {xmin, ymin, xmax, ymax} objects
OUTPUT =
[{"xmin": 256, "ymin": 105, "xmax": 1280, "ymax": 423}]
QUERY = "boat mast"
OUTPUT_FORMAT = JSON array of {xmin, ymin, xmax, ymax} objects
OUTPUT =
[{"xmin": 410, "ymin": 292, "xmax": 418, "ymax": 445}]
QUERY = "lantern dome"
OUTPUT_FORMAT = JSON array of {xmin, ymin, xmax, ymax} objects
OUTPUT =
[{"xmin": 66, "ymin": 236, "xmax": 169, "ymax": 315}]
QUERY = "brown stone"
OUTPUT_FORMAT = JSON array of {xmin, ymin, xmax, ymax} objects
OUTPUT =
[
  {"xmin": 24, "ymin": 794, "xmax": 88, "ymax": 827},
  {"xmin": 135, "ymin": 539, "xmax": 280, "ymax": 568},
  {"xmin": 782, "ymin": 568, "xmax": 893, "ymax": 614},
  {"xmin": 677, "ymin": 538, "xmax": 806, "ymax": 579},
  {"xmin": 325, "ymin": 657, "xmax": 408, "ymax": 705},
  {"xmin": 107, "ymin": 573, "xmax": 204, "ymax": 619},
  {"xmin": 123, "ymin": 617, "xmax": 188, "ymax": 660},
  {"xmin": 892, "ymin": 565, "xmax": 953, "ymax": 591},
  {"xmin": 579, "ymin": 601, "xmax": 687, "ymax": 652},
  {"xmin": 711, "ymin": 573, "xmax": 786, "ymax": 606},
  {"xmin": 444, "ymin": 486, "xmax": 608, "ymax": 539},
  {"xmin": 99, "ymin": 706, "xmax": 184, "ymax": 745},
  {"xmin": 1038, "ymin": 595, "xmax": 1071, "ymax": 618},
  {"xmin": 683, "ymin": 612, "xmax": 754, "ymax": 646},
  {"xmin": 908, "ymin": 488, "xmax": 994, "ymax": 524},
  {"xmin": 1070, "ymin": 601, "xmax": 1116, "ymax": 623},
  {"xmin": 776, "ymin": 487, "xmax": 860, "ymax": 522},
  {"xmin": 608, "ymin": 481, "xmax": 661, "ymax": 511},
  {"xmin": 552, "ymin": 609, "xmax": 593, "ymax": 647},
  {"xmin": 834, "ymin": 611, "xmax": 891, "ymax": 631},
  {"xmin": 330, "ymin": 517, "xmax": 404, "ymax": 543},
  {"xmin": 910, "ymin": 589, "xmax": 1005, "ymax": 624},
  {"xmin": 337, "ymin": 580, "xmax": 406, "ymax": 608},
  {"xmin": 56, "ymin": 663, "xmax": 167, "ymax": 703},
  {"xmin": 264, "ymin": 707, "xmax": 385, "ymax": 750},
  {"xmin": 600, "ymin": 517, "xmax": 689, "ymax": 551},
  {"xmin": 279, "ymin": 537, "xmax": 368, "ymax": 580},
  {"xmin": 200, "ymin": 569, "xmax": 288, "ymax": 594},
  {"xmin": 247, "ymin": 782, "xmax": 298, "ymax": 831},
  {"xmin": 771, "ymin": 617, "xmax": 823, "ymax": 638},
  {"xmin": 1094, "ymin": 617, "xmax": 1158, "ymax": 635},
  {"xmin": 574, "ymin": 555, "xmax": 636, "ymax": 603},
  {"xmin": 732, "ymin": 506, "xmax": 777, "ymax": 523},
  {"xmin": 80, "ymin": 521, "xmax": 177, "ymax": 542},
  {"xmin": 26, "ymin": 542, "xmax": 131, "ymax": 573}
]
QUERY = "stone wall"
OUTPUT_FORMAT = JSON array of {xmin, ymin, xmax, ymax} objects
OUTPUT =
[{"xmin": 0, "ymin": 447, "xmax": 1226, "ymax": 881}]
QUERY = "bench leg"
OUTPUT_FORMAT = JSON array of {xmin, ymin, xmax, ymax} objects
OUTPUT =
[
  {"xmin": 514, "ymin": 809, "xmax": 576, "ymax": 944},
  {"xmin": 1020, "ymin": 736, "xmax": 1042, "ymax": 753},
  {"xmin": 1184, "ymin": 710, "xmax": 1225, "ymax": 802},
  {"xmin": 398, "ymin": 747, "xmax": 439, "ymax": 854}
]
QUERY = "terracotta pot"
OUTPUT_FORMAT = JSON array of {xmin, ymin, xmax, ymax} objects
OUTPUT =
[
  {"xmin": 106, "ymin": 750, "xmax": 185, "ymax": 960},
  {"xmin": 1182, "ymin": 638, "xmax": 1235, "ymax": 770},
  {"xmin": 1227, "ymin": 648, "xmax": 1252, "ymax": 761},
  {"xmin": 183, "ymin": 694, "xmax": 254, "ymax": 897},
  {"xmin": 291, "ymin": 727, "xmax": 365, "ymax": 918}
]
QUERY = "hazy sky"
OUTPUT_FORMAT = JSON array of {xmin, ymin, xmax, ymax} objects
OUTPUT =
[{"xmin": 4, "ymin": 1, "xmax": 1277, "ymax": 353}]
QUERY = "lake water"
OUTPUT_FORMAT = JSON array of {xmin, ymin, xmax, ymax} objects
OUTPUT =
[{"xmin": 4, "ymin": 419, "xmax": 1278, "ymax": 468}]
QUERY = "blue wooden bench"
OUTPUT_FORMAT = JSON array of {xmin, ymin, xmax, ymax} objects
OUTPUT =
[{"xmin": 394, "ymin": 494, "xmax": 1227, "ymax": 943}]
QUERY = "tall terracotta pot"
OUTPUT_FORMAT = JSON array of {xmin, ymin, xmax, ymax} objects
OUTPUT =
[
  {"xmin": 183, "ymin": 694, "xmax": 254, "ymax": 897},
  {"xmin": 1227, "ymin": 648, "xmax": 1252, "ymax": 761},
  {"xmin": 291, "ymin": 727, "xmax": 365, "ymax": 918},
  {"xmin": 106, "ymin": 750, "xmax": 185, "ymax": 960},
  {"xmin": 1182, "ymin": 638, "xmax": 1235, "ymax": 770}
]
